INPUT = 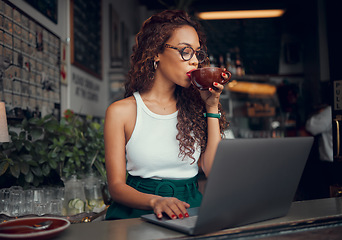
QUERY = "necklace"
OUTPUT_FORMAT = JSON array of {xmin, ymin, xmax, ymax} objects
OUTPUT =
[{"xmin": 142, "ymin": 97, "xmax": 176, "ymax": 111}]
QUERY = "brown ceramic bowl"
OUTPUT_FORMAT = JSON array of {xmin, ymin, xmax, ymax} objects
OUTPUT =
[{"xmin": 190, "ymin": 67, "xmax": 232, "ymax": 90}]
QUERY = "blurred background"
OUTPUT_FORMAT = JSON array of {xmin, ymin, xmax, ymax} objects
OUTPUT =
[{"xmin": 1, "ymin": 0, "xmax": 341, "ymax": 200}]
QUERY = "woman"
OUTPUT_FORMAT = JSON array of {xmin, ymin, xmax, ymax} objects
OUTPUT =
[{"xmin": 105, "ymin": 9, "xmax": 228, "ymax": 220}]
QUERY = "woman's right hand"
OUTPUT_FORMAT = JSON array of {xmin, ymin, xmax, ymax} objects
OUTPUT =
[{"xmin": 151, "ymin": 197, "xmax": 190, "ymax": 219}]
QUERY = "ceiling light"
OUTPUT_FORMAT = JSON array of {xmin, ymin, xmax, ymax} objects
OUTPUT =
[{"xmin": 197, "ymin": 9, "xmax": 285, "ymax": 20}]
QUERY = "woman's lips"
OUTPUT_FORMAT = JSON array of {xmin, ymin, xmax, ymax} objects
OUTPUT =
[{"xmin": 186, "ymin": 69, "xmax": 196, "ymax": 79}]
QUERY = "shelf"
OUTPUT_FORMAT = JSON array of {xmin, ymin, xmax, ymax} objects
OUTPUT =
[{"xmin": 230, "ymin": 74, "xmax": 305, "ymax": 82}]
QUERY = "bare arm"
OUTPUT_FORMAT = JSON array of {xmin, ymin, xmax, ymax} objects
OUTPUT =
[
  {"xmin": 199, "ymin": 107, "xmax": 222, "ymax": 177},
  {"xmin": 199, "ymin": 78, "xmax": 226, "ymax": 177}
]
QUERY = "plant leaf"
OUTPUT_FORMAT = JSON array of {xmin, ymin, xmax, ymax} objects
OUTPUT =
[
  {"xmin": 42, "ymin": 164, "xmax": 51, "ymax": 176},
  {"xmin": 24, "ymin": 141, "xmax": 32, "ymax": 151},
  {"xmin": 38, "ymin": 157, "xmax": 47, "ymax": 164},
  {"xmin": 10, "ymin": 164, "xmax": 20, "ymax": 178},
  {"xmin": 27, "ymin": 160, "xmax": 39, "ymax": 167},
  {"xmin": 13, "ymin": 140, "xmax": 23, "ymax": 151},
  {"xmin": 20, "ymin": 162, "xmax": 30, "ymax": 175},
  {"xmin": 48, "ymin": 159, "xmax": 58, "ymax": 169},
  {"xmin": 45, "ymin": 120, "xmax": 58, "ymax": 132},
  {"xmin": 31, "ymin": 166, "xmax": 42, "ymax": 177},
  {"xmin": 9, "ymin": 131, "xmax": 18, "ymax": 138},
  {"xmin": 28, "ymin": 117, "xmax": 39, "ymax": 125},
  {"xmin": 50, "ymin": 150, "xmax": 58, "ymax": 158},
  {"xmin": 33, "ymin": 177, "xmax": 40, "ymax": 186},
  {"xmin": 0, "ymin": 161, "xmax": 9, "ymax": 176},
  {"xmin": 93, "ymin": 160, "xmax": 107, "ymax": 183},
  {"xmin": 19, "ymin": 131, "xmax": 26, "ymax": 140},
  {"xmin": 25, "ymin": 170, "xmax": 34, "ymax": 183},
  {"xmin": 65, "ymin": 151, "xmax": 73, "ymax": 157},
  {"xmin": 21, "ymin": 154, "xmax": 33, "ymax": 162},
  {"xmin": 31, "ymin": 128, "xmax": 43, "ymax": 140},
  {"xmin": 75, "ymin": 157, "xmax": 81, "ymax": 167}
]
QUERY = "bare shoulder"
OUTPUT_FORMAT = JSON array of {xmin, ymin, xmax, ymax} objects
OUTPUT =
[
  {"xmin": 105, "ymin": 96, "xmax": 136, "ymax": 142},
  {"xmin": 105, "ymin": 96, "xmax": 136, "ymax": 121}
]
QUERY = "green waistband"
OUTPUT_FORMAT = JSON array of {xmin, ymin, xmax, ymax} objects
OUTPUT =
[
  {"xmin": 127, "ymin": 174, "xmax": 198, "ymax": 186},
  {"xmin": 126, "ymin": 174, "xmax": 199, "ymax": 197}
]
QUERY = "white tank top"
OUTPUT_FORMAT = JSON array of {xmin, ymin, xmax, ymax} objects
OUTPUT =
[{"xmin": 126, "ymin": 92, "xmax": 200, "ymax": 179}]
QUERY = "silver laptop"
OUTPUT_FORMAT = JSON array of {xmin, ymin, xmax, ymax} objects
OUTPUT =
[{"xmin": 141, "ymin": 137, "xmax": 313, "ymax": 235}]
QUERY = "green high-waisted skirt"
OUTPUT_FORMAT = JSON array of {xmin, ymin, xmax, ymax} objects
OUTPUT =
[{"xmin": 105, "ymin": 174, "xmax": 203, "ymax": 220}]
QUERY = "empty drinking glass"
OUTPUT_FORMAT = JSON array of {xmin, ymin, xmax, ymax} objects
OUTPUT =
[
  {"xmin": 50, "ymin": 199, "xmax": 63, "ymax": 215},
  {"xmin": 24, "ymin": 189, "xmax": 34, "ymax": 215},
  {"xmin": 0, "ymin": 188, "xmax": 10, "ymax": 215},
  {"xmin": 9, "ymin": 188, "xmax": 24, "ymax": 216},
  {"xmin": 33, "ymin": 188, "xmax": 47, "ymax": 216}
]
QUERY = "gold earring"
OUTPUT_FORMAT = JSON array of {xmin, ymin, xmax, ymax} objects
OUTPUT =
[{"xmin": 154, "ymin": 61, "xmax": 158, "ymax": 70}]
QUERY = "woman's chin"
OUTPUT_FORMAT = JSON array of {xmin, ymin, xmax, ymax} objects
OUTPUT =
[{"xmin": 182, "ymin": 81, "xmax": 193, "ymax": 88}]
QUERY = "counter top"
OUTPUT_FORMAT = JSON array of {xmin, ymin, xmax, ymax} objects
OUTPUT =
[{"xmin": 55, "ymin": 197, "xmax": 342, "ymax": 240}]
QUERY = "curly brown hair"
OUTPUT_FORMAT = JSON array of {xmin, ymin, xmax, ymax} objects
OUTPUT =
[{"xmin": 125, "ymin": 10, "xmax": 227, "ymax": 163}]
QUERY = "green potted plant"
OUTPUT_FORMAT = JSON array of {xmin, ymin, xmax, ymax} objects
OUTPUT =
[{"xmin": 0, "ymin": 110, "xmax": 106, "ymax": 189}]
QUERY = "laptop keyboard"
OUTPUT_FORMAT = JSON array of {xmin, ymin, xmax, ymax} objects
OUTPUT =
[{"xmin": 165, "ymin": 216, "xmax": 198, "ymax": 228}]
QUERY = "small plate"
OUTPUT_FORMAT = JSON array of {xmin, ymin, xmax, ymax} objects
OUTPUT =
[{"xmin": 0, "ymin": 217, "xmax": 70, "ymax": 240}]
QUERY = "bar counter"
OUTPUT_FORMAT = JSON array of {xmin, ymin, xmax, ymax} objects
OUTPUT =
[{"xmin": 55, "ymin": 197, "xmax": 342, "ymax": 240}]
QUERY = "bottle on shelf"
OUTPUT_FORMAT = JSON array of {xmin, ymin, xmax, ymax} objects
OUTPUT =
[
  {"xmin": 226, "ymin": 52, "xmax": 236, "ymax": 74},
  {"xmin": 236, "ymin": 59, "xmax": 242, "ymax": 76},
  {"xmin": 219, "ymin": 55, "xmax": 225, "ymax": 69},
  {"xmin": 235, "ymin": 54, "xmax": 245, "ymax": 77}
]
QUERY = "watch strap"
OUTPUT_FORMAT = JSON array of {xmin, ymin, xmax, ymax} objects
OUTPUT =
[{"xmin": 203, "ymin": 112, "xmax": 221, "ymax": 119}]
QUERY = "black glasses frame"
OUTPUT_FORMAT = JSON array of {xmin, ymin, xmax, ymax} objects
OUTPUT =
[{"xmin": 164, "ymin": 44, "xmax": 207, "ymax": 64}]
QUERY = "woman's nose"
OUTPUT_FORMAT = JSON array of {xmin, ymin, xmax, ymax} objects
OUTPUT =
[{"xmin": 189, "ymin": 54, "xmax": 199, "ymax": 66}]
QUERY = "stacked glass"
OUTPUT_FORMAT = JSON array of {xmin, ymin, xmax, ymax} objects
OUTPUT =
[{"xmin": 0, "ymin": 186, "xmax": 64, "ymax": 216}]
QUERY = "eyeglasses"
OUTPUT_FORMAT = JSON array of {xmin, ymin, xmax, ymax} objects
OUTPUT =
[{"xmin": 164, "ymin": 44, "xmax": 207, "ymax": 64}]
